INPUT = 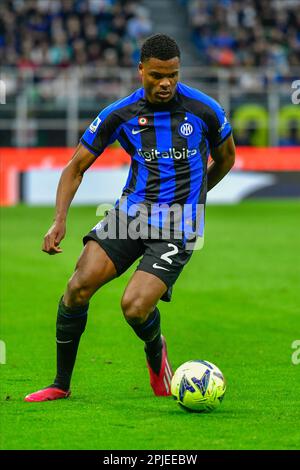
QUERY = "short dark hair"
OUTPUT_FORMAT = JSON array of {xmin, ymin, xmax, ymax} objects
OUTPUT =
[{"xmin": 140, "ymin": 34, "xmax": 181, "ymax": 62}]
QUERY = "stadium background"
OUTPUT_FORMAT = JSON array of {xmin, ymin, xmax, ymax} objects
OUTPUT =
[{"xmin": 1, "ymin": 0, "xmax": 300, "ymax": 451}]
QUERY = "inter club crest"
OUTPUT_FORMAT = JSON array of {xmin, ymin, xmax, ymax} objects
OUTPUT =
[{"xmin": 178, "ymin": 122, "xmax": 194, "ymax": 137}]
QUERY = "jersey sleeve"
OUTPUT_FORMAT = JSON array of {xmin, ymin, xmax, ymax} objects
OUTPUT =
[
  {"xmin": 204, "ymin": 102, "xmax": 232, "ymax": 148},
  {"xmin": 80, "ymin": 109, "xmax": 120, "ymax": 157}
]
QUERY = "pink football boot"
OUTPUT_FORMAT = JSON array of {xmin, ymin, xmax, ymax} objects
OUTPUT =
[
  {"xmin": 147, "ymin": 336, "xmax": 173, "ymax": 396},
  {"xmin": 24, "ymin": 387, "xmax": 71, "ymax": 402}
]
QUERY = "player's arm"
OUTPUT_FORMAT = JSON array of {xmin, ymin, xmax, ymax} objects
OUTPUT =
[
  {"xmin": 207, "ymin": 134, "xmax": 235, "ymax": 191},
  {"xmin": 42, "ymin": 143, "xmax": 98, "ymax": 255}
]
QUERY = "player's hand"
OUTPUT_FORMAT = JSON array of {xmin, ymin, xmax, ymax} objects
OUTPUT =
[{"xmin": 42, "ymin": 221, "xmax": 66, "ymax": 255}]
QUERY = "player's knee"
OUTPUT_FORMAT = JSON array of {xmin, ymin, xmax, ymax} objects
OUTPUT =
[
  {"xmin": 65, "ymin": 277, "xmax": 92, "ymax": 307},
  {"xmin": 121, "ymin": 294, "xmax": 151, "ymax": 325}
]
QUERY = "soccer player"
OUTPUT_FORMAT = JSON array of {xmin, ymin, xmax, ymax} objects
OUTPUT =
[{"xmin": 25, "ymin": 34, "xmax": 235, "ymax": 402}]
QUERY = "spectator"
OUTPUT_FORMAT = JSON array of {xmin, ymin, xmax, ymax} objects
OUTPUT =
[
  {"xmin": 0, "ymin": 0, "xmax": 152, "ymax": 68},
  {"xmin": 127, "ymin": 6, "xmax": 152, "ymax": 40},
  {"xmin": 48, "ymin": 32, "xmax": 72, "ymax": 66},
  {"xmin": 184, "ymin": 0, "xmax": 300, "ymax": 69}
]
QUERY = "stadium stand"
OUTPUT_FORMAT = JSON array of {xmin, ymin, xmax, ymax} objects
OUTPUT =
[
  {"xmin": 0, "ymin": 0, "xmax": 152, "ymax": 68},
  {"xmin": 0, "ymin": 0, "xmax": 299, "ymax": 148},
  {"xmin": 181, "ymin": 0, "xmax": 300, "ymax": 69}
]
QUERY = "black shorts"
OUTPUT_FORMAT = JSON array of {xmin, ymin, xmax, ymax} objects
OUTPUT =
[{"xmin": 83, "ymin": 208, "xmax": 195, "ymax": 302}]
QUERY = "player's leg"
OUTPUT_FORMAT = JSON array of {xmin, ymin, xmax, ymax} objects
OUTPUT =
[
  {"xmin": 123, "ymin": 238, "xmax": 194, "ymax": 396},
  {"xmin": 25, "ymin": 240, "xmax": 117, "ymax": 402},
  {"xmin": 121, "ymin": 270, "xmax": 173, "ymax": 396},
  {"xmin": 48, "ymin": 207, "xmax": 144, "ymax": 397},
  {"xmin": 53, "ymin": 240, "xmax": 118, "ymax": 390}
]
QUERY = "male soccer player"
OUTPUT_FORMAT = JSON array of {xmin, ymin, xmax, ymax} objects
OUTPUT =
[{"xmin": 25, "ymin": 34, "xmax": 235, "ymax": 402}]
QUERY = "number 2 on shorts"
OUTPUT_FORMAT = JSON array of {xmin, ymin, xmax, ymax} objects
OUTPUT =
[{"xmin": 160, "ymin": 243, "xmax": 179, "ymax": 265}]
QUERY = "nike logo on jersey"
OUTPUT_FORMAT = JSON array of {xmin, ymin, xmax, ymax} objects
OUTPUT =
[
  {"xmin": 152, "ymin": 263, "xmax": 170, "ymax": 271},
  {"xmin": 132, "ymin": 127, "xmax": 149, "ymax": 135}
]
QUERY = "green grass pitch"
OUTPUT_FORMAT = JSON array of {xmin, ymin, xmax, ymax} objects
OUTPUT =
[{"xmin": 1, "ymin": 201, "xmax": 300, "ymax": 450}]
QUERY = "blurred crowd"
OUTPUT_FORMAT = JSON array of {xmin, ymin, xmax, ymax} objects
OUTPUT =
[
  {"xmin": 0, "ymin": 0, "xmax": 152, "ymax": 69},
  {"xmin": 184, "ymin": 0, "xmax": 300, "ymax": 70},
  {"xmin": 2, "ymin": 0, "xmax": 300, "ymax": 72}
]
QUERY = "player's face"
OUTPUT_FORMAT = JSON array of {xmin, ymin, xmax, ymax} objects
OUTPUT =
[{"xmin": 139, "ymin": 57, "xmax": 180, "ymax": 104}]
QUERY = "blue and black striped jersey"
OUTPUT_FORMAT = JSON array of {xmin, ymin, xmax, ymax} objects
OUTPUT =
[{"xmin": 81, "ymin": 82, "xmax": 232, "ymax": 237}]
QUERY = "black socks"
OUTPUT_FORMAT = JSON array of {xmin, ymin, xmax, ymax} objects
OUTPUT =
[
  {"xmin": 52, "ymin": 298, "xmax": 164, "ymax": 391},
  {"xmin": 52, "ymin": 297, "xmax": 88, "ymax": 391},
  {"xmin": 128, "ymin": 307, "xmax": 163, "ymax": 375}
]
